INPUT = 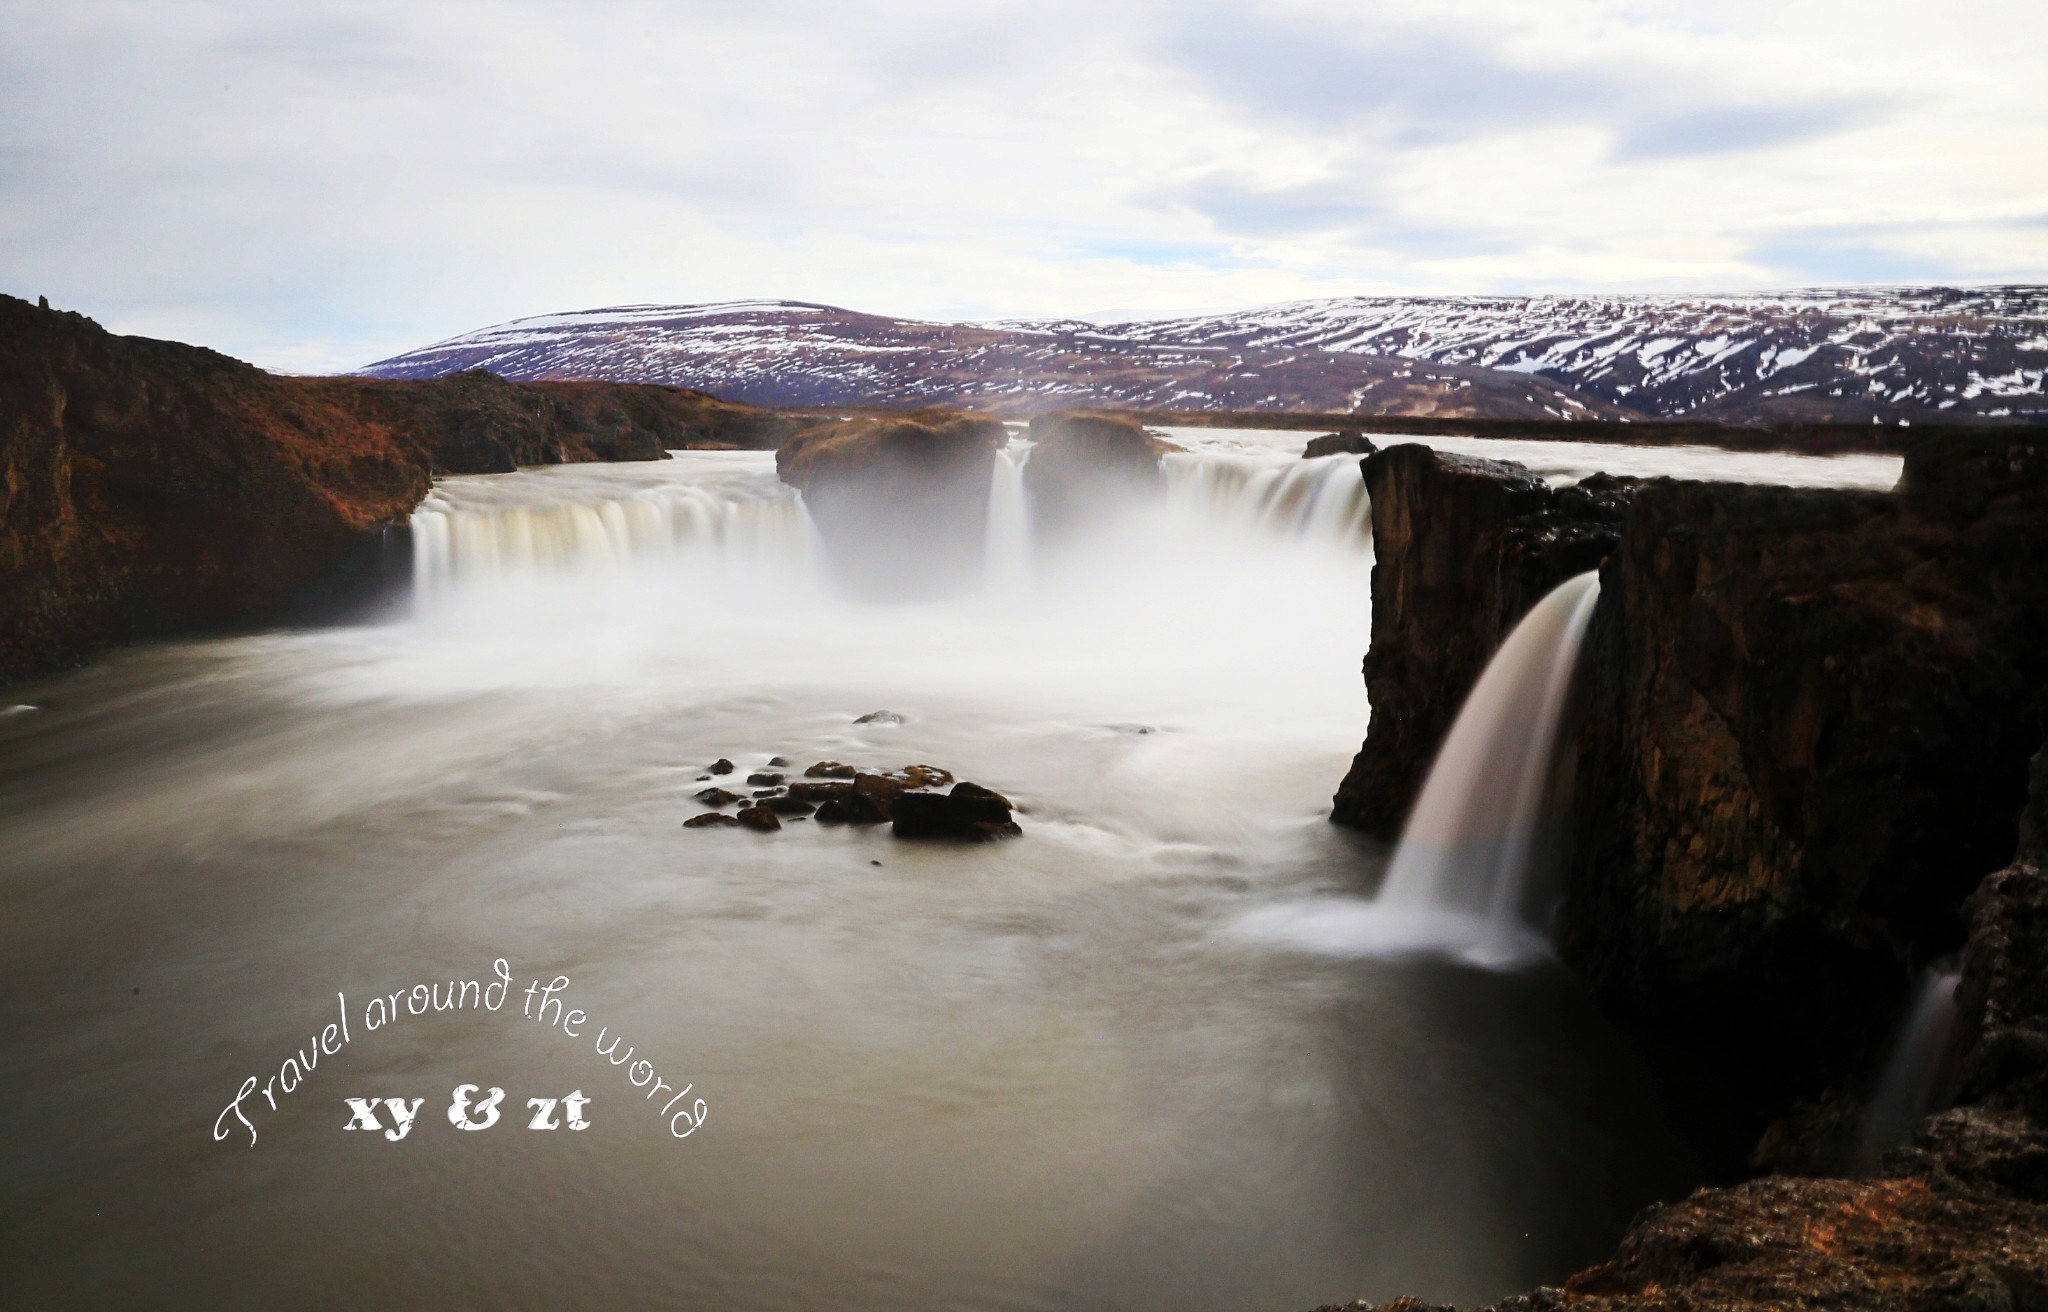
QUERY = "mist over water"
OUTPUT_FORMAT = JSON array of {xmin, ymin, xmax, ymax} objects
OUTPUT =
[{"xmin": 0, "ymin": 428, "xmax": 1896, "ymax": 1310}]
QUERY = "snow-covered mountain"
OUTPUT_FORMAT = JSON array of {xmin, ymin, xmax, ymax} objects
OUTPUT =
[{"xmin": 360, "ymin": 287, "xmax": 2048, "ymax": 425}]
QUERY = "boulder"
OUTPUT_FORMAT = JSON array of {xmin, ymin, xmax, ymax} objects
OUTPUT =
[
  {"xmin": 805, "ymin": 761, "xmax": 858, "ymax": 779},
  {"xmin": 1302, "ymin": 430, "xmax": 1378, "ymax": 458},
  {"xmin": 746, "ymin": 770, "xmax": 785, "ymax": 787},
  {"xmin": 854, "ymin": 710, "xmax": 904, "ymax": 725},
  {"xmin": 693, "ymin": 787, "xmax": 741, "ymax": 807},
  {"xmin": 1022, "ymin": 411, "xmax": 1172, "ymax": 540},
  {"xmin": 734, "ymin": 804, "xmax": 781, "ymax": 832},
  {"xmin": 707, "ymin": 759, "xmax": 735, "ymax": 775},
  {"xmin": 775, "ymin": 413, "xmax": 1006, "ymax": 597},
  {"xmin": 683, "ymin": 813, "xmax": 741, "ymax": 829},
  {"xmin": 892, "ymin": 782, "xmax": 1022, "ymax": 841}
]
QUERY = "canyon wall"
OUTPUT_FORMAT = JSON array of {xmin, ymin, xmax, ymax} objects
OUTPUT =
[
  {"xmin": 1334, "ymin": 435, "xmax": 2048, "ymax": 1311},
  {"xmin": 0, "ymin": 295, "xmax": 797, "ymax": 683},
  {"xmin": 1339, "ymin": 434, "xmax": 2048, "ymax": 1100},
  {"xmin": 1560, "ymin": 434, "xmax": 2048, "ymax": 1103}
]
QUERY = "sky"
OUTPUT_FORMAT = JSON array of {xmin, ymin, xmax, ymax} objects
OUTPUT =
[{"xmin": 2, "ymin": 0, "xmax": 2045, "ymax": 372}]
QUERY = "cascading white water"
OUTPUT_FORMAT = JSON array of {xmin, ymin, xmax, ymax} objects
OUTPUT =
[
  {"xmin": 1376, "ymin": 571, "xmax": 1603, "ymax": 928},
  {"xmin": 1162, "ymin": 452, "xmax": 1371, "ymax": 547},
  {"xmin": 984, "ymin": 445, "xmax": 1032, "ymax": 590},
  {"xmin": 1856, "ymin": 965, "xmax": 1962, "ymax": 1173},
  {"xmin": 409, "ymin": 453, "xmax": 820, "ymax": 601}
]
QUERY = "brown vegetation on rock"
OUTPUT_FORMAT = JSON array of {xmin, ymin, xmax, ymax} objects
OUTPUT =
[{"xmin": 774, "ymin": 411, "xmax": 1006, "ymax": 597}]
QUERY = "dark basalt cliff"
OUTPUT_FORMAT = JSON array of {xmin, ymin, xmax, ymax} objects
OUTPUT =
[
  {"xmin": 1332, "ymin": 434, "xmax": 2048, "ymax": 1311},
  {"xmin": 1329, "ymin": 444, "xmax": 1632, "ymax": 835},
  {"xmin": 1561, "ymin": 435, "xmax": 2048, "ymax": 1104},
  {"xmin": 775, "ymin": 411, "xmax": 1007, "ymax": 597},
  {"xmin": 0, "ymin": 295, "xmax": 796, "ymax": 683}
]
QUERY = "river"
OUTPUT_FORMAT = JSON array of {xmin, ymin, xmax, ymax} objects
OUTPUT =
[{"xmin": 0, "ymin": 429, "xmax": 1900, "ymax": 1310}]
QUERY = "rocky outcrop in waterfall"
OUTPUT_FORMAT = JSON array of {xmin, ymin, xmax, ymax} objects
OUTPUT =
[
  {"xmin": 1021, "ymin": 411, "xmax": 1171, "ymax": 539},
  {"xmin": 1329, "ymin": 444, "xmax": 1632, "ymax": 836},
  {"xmin": 774, "ymin": 412, "xmax": 1007, "ymax": 597},
  {"xmin": 0, "ymin": 295, "xmax": 801, "ymax": 683}
]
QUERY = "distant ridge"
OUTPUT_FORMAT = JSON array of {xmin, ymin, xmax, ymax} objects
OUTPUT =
[{"xmin": 360, "ymin": 287, "xmax": 2048, "ymax": 425}]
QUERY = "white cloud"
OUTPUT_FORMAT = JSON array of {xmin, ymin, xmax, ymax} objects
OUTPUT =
[{"xmin": 0, "ymin": 0, "xmax": 2041, "ymax": 371}]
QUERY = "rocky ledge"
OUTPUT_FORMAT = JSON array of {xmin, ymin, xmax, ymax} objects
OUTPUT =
[
  {"xmin": 1330, "ymin": 433, "xmax": 2048, "ymax": 1309},
  {"xmin": 774, "ymin": 411, "xmax": 1007, "ymax": 597},
  {"xmin": 1021, "ymin": 411, "xmax": 1175, "ymax": 541},
  {"xmin": 0, "ymin": 295, "xmax": 807, "ymax": 683}
]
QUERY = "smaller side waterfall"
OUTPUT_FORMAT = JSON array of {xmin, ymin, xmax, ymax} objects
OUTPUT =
[
  {"xmin": 1856, "ymin": 965, "xmax": 1962, "ymax": 1173},
  {"xmin": 1377, "ymin": 571, "xmax": 1604, "ymax": 927},
  {"xmin": 1231, "ymin": 570, "xmax": 1601, "ymax": 968},
  {"xmin": 984, "ymin": 445, "xmax": 1032, "ymax": 590}
]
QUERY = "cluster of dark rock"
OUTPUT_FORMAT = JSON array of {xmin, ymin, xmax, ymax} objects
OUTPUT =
[{"xmin": 682, "ymin": 756, "xmax": 1021, "ymax": 842}]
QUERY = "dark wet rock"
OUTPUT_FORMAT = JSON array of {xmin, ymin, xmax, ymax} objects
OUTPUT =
[
  {"xmin": 693, "ymin": 787, "xmax": 742, "ymax": 807},
  {"xmin": 750, "ymin": 788, "xmax": 783, "ymax": 799},
  {"xmin": 1331, "ymin": 445, "xmax": 1632, "ymax": 835},
  {"xmin": 854, "ymin": 710, "xmax": 904, "ymax": 725},
  {"xmin": 1023, "ymin": 411, "xmax": 1172, "ymax": 540},
  {"xmin": 899, "ymin": 764, "xmax": 955, "ymax": 789},
  {"xmin": 787, "ymin": 780, "xmax": 856, "ymax": 804},
  {"xmin": 775, "ymin": 413, "xmax": 1005, "ymax": 598},
  {"xmin": 746, "ymin": 770, "xmax": 785, "ymax": 787},
  {"xmin": 707, "ymin": 758, "xmax": 735, "ymax": 775},
  {"xmin": 765, "ymin": 797, "xmax": 815, "ymax": 817},
  {"xmin": 805, "ymin": 761, "xmax": 858, "ymax": 778},
  {"xmin": 766, "ymin": 755, "xmax": 791, "ymax": 767},
  {"xmin": 892, "ymin": 782, "xmax": 1021, "ymax": 841},
  {"xmin": 814, "ymin": 773, "xmax": 905, "ymax": 825},
  {"xmin": 1302, "ymin": 430, "xmax": 1378, "ymax": 458},
  {"xmin": 734, "ymin": 804, "xmax": 781, "ymax": 832},
  {"xmin": 683, "ymin": 812, "xmax": 741, "ymax": 829}
]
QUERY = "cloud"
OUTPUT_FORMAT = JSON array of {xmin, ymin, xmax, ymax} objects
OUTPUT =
[{"xmin": 0, "ymin": 0, "xmax": 2037, "ymax": 370}]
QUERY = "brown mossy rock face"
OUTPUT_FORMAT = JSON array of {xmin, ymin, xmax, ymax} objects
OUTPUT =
[
  {"xmin": 1558, "ymin": 435, "xmax": 2048, "ymax": 1101},
  {"xmin": 1022, "ymin": 411, "xmax": 1172, "ymax": 540},
  {"xmin": 1330, "ymin": 444, "xmax": 1631, "ymax": 835},
  {"xmin": 775, "ymin": 412, "xmax": 1006, "ymax": 597},
  {"xmin": 0, "ymin": 296, "xmax": 800, "ymax": 682},
  {"xmin": 1541, "ymin": 1175, "xmax": 2048, "ymax": 1312}
]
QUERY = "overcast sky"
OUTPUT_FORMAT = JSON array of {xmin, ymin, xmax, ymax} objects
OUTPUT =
[{"xmin": 2, "ymin": 0, "xmax": 2044, "ymax": 371}]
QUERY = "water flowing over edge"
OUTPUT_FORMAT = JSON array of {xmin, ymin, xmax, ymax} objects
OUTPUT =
[
  {"xmin": 1857, "ymin": 964, "xmax": 1962, "ymax": 1172},
  {"xmin": 1234, "ymin": 571, "xmax": 1603, "ymax": 970}
]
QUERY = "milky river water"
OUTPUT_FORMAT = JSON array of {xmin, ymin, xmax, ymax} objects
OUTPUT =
[{"xmin": 0, "ymin": 430, "xmax": 1899, "ymax": 1310}]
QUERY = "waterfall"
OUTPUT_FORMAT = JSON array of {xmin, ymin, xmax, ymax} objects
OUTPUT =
[
  {"xmin": 1376, "ymin": 571, "xmax": 1603, "ymax": 927},
  {"xmin": 1162, "ymin": 452, "xmax": 1370, "ymax": 548},
  {"xmin": 984, "ymin": 445, "xmax": 1032, "ymax": 591},
  {"xmin": 409, "ymin": 453, "xmax": 819, "ymax": 603},
  {"xmin": 1856, "ymin": 965, "xmax": 1961, "ymax": 1173}
]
